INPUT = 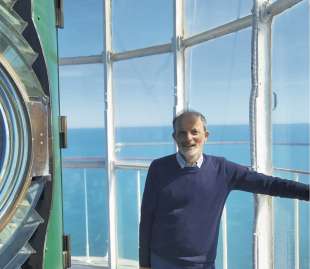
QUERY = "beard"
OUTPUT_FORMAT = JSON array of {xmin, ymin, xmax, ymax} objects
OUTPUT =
[{"xmin": 179, "ymin": 146, "xmax": 202, "ymax": 163}]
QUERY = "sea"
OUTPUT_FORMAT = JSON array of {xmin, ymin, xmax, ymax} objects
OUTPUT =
[{"xmin": 62, "ymin": 124, "xmax": 309, "ymax": 269}]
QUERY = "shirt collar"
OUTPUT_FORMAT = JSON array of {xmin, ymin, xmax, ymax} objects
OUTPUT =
[{"xmin": 176, "ymin": 152, "xmax": 204, "ymax": 169}]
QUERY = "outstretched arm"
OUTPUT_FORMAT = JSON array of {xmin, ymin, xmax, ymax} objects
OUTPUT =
[{"xmin": 224, "ymin": 159, "xmax": 309, "ymax": 200}]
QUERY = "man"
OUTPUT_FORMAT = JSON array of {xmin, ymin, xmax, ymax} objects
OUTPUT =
[{"xmin": 139, "ymin": 110, "xmax": 309, "ymax": 269}]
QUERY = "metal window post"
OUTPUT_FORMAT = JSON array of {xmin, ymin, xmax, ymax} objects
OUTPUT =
[
  {"xmin": 137, "ymin": 170, "xmax": 142, "ymax": 243},
  {"xmin": 103, "ymin": 1, "xmax": 117, "ymax": 269},
  {"xmin": 173, "ymin": 0, "xmax": 186, "ymax": 117},
  {"xmin": 137, "ymin": 170, "xmax": 141, "ymax": 221},
  {"xmin": 221, "ymin": 206, "xmax": 228, "ymax": 269},
  {"xmin": 293, "ymin": 174, "xmax": 300, "ymax": 269},
  {"xmin": 250, "ymin": 1, "xmax": 274, "ymax": 269},
  {"xmin": 83, "ymin": 169, "xmax": 90, "ymax": 259}
]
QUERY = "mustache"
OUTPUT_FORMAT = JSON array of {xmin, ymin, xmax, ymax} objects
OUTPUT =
[{"xmin": 180, "ymin": 143, "xmax": 196, "ymax": 146}]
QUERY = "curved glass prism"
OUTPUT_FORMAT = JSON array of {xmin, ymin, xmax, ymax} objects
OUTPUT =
[{"xmin": 0, "ymin": 109, "xmax": 5, "ymax": 171}]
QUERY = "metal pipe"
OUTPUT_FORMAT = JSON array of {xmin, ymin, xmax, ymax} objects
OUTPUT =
[
  {"xmin": 293, "ymin": 173, "xmax": 300, "ymax": 269},
  {"xmin": 103, "ymin": 0, "xmax": 117, "ymax": 268},
  {"xmin": 222, "ymin": 206, "xmax": 228, "ymax": 269},
  {"xmin": 250, "ymin": 1, "xmax": 274, "ymax": 268},
  {"xmin": 59, "ymin": 55, "xmax": 103, "ymax": 65},
  {"xmin": 250, "ymin": 6, "xmax": 260, "ymax": 267},
  {"xmin": 173, "ymin": 0, "xmax": 186, "ymax": 117},
  {"xmin": 254, "ymin": 233, "xmax": 259, "ymax": 269},
  {"xmin": 112, "ymin": 44, "xmax": 171, "ymax": 62},
  {"xmin": 63, "ymin": 157, "xmax": 105, "ymax": 168},
  {"xmin": 115, "ymin": 140, "xmax": 251, "ymax": 147},
  {"xmin": 250, "ymin": 2, "xmax": 259, "ymax": 173},
  {"xmin": 137, "ymin": 170, "xmax": 141, "ymax": 222},
  {"xmin": 83, "ymin": 169, "xmax": 90, "ymax": 258},
  {"xmin": 267, "ymin": 0, "xmax": 303, "ymax": 17},
  {"xmin": 274, "ymin": 167, "xmax": 310, "ymax": 175},
  {"xmin": 183, "ymin": 15, "xmax": 252, "ymax": 48},
  {"xmin": 114, "ymin": 160, "xmax": 150, "ymax": 170}
]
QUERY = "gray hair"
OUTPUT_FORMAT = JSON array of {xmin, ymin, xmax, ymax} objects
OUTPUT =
[{"xmin": 173, "ymin": 110, "xmax": 207, "ymax": 133}]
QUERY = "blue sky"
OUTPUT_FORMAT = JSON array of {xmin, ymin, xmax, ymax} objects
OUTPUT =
[{"xmin": 58, "ymin": 0, "xmax": 309, "ymax": 128}]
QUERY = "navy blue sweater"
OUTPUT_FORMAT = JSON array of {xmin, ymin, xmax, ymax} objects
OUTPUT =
[{"xmin": 139, "ymin": 154, "xmax": 309, "ymax": 267}]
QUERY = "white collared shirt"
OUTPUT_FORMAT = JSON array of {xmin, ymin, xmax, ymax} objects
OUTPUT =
[{"xmin": 176, "ymin": 152, "xmax": 203, "ymax": 168}]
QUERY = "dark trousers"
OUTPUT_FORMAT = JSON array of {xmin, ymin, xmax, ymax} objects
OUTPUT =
[{"xmin": 151, "ymin": 252, "xmax": 215, "ymax": 269}]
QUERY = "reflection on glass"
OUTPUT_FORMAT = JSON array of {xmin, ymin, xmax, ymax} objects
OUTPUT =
[
  {"xmin": 116, "ymin": 169, "xmax": 147, "ymax": 265},
  {"xmin": 58, "ymin": 0, "xmax": 103, "ymax": 57},
  {"xmin": 62, "ymin": 168, "xmax": 108, "ymax": 257},
  {"xmin": 114, "ymin": 55, "xmax": 174, "ymax": 160},
  {"xmin": 185, "ymin": 0, "xmax": 252, "ymax": 37},
  {"xmin": 272, "ymin": 2, "xmax": 309, "ymax": 268},
  {"xmin": 112, "ymin": 0, "xmax": 172, "ymax": 51},
  {"xmin": 186, "ymin": 28, "xmax": 252, "ymax": 268}
]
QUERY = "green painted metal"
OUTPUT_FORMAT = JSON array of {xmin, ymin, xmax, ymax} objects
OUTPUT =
[{"xmin": 32, "ymin": 1, "xmax": 64, "ymax": 269}]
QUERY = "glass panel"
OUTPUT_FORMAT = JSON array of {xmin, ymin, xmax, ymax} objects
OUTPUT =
[
  {"xmin": 274, "ymin": 195, "xmax": 295, "ymax": 268},
  {"xmin": 226, "ymin": 192, "xmax": 253, "ymax": 268},
  {"xmin": 273, "ymin": 173, "xmax": 309, "ymax": 269},
  {"xmin": 114, "ymin": 55, "xmax": 174, "ymax": 160},
  {"xmin": 272, "ymin": 2, "xmax": 309, "ymax": 126},
  {"xmin": 186, "ymin": 28, "xmax": 253, "ymax": 268},
  {"xmin": 59, "ymin": 64, "xmax": 106, "ymax": 157},
  {"xmin": 63, "ymin": 168, "xmax": 108, "ymax": 257},
  {"xmin": 186, "ymin": 28, "xmax": 251, "ymax": 154},
  {"xmin": 185, "ymin": 0, "xmax": 252, "ymax": 37},
  {"xmin": 272, "ymin": 2, "xmax": 309, "ymax": 268},
  {"xmin": 272, "ymin": 1, "xmax": 309, "ymax": 126},
  {"xmin": 58, "ymin": 0, "xmax": 103, "ymax": 57},
  {"xmin": 116, "ymin": 169, "xmax": 147, "ymax": 267},
  {"xmin": 112, "ymin": 0, "xmax": 173, "ymax": 52}
]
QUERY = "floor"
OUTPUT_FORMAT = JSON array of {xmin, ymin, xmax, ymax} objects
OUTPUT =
[
  {"xmin": 70, "ymin": 265, "xmax": 107, "ymax": 269},
  {"xmin": 70, "ymin": 257, "xmax": 137, "ymax": 269}
]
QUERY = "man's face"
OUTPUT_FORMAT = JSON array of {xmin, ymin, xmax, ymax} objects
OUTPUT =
[{"xmin": 173, "ymin": 114, "xmax": 209, "ymax": 164}]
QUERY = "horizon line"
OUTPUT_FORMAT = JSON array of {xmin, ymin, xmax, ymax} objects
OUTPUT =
[{"xmin": 67, "ymin": 122, "xmax": 310, "ymax": 129}]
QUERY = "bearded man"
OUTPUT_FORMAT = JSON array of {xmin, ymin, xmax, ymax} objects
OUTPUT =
[{"xmin": 139, "ymin": 110, "xmax": 309, "ymax": 269}]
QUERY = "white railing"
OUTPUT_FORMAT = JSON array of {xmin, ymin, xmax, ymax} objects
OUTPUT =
[{"xmin": 272, "ymin": 167, "xmax": 308, "ymax": 269}]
